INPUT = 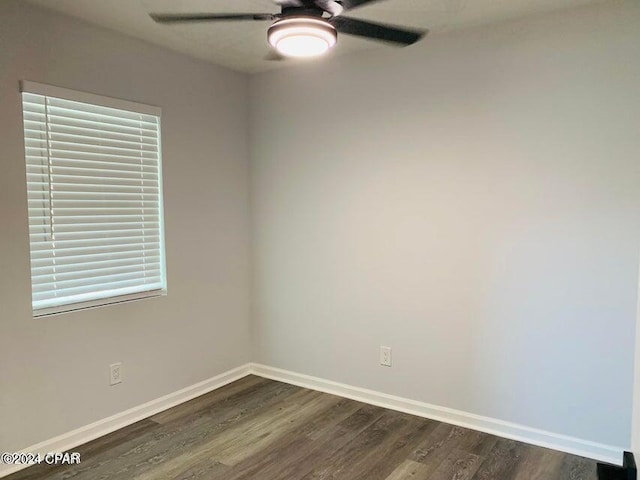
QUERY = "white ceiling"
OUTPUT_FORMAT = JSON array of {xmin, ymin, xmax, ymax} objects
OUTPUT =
[{"xmin": 27, "ymin": 0, "xmax": 603, "ymax": 73}]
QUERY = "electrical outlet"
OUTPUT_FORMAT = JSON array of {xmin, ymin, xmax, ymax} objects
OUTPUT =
[
  {"xmin": 380, "ymin": 346, "xmax": 392, "ymax": 367},
  {"xmin": 109, "ymin": 362, "xmax": 122, "ymax": 386}
]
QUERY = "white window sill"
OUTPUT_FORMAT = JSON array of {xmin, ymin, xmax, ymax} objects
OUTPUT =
[{"xmin": 33, "ymin": 289, "xmax": 167, "ymax": 318}]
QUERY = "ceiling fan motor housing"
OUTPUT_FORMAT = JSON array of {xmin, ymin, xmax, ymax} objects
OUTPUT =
[
  {"xmin": 280, "ymin": 6, "xmax": 327, "ymax": 18},
  {"xmin": 268, "ymin": 17, "xmax": 338, "ymax": 57}
]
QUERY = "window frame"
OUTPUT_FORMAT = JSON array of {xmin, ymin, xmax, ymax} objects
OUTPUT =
[{"xmin": 21, "ymin": 81, "xmax": 168, "ymax": 318}]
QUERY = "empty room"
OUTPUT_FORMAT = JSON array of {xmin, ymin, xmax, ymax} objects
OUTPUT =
[{"xmin": 1, "ymin": 0, "xmax": 639, "ymax": 479}]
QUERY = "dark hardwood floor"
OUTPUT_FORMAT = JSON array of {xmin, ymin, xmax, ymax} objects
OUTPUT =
[{"xmin": 7, "ymin": 375, "xmax": 598, "ymax": 480}]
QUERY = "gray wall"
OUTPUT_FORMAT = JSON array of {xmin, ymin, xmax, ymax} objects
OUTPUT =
[
  {"xmin": 250, "ymin": 1, "xmax": 640, "ymax": 448},
  {"xmin": 0, "ymin": 1, "xmax": 251, "ymax": 451}
]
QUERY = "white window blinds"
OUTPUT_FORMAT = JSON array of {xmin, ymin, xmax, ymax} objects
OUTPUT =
[{"xmin": 21, "ymin": 81, "xmax": 166, "ymax": 317}]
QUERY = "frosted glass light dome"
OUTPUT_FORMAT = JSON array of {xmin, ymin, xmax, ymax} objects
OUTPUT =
[{"xmin": 268, "ymin": 17, "xmax": 337, "ymax": 58}]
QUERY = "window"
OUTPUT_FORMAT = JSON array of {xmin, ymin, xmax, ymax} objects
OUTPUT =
[{"xmin": 21, "ymin": 81, "xmax": 167, "ymax": 317}]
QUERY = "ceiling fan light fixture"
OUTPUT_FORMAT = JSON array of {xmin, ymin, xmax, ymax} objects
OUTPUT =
[{"xmin": 268, "ymin": 17, "xmax": 337, "ymax": 58}]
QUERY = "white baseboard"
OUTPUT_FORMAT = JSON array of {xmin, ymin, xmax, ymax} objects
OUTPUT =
[
  {"xmin": 0, "ymin": 364, "xmax": 252, "ymax": 478},
  {"xmin": 249, "ymin": 363, "xmax": 625, "ymax": 466},
  {"xmin": 1, "ymin": 361, "xmax": 624, "ymax": 479}
]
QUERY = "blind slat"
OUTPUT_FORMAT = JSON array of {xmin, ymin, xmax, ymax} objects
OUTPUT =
[
  {"xmin": 32, "ymin": 265, "xmax": 160, "ymax": 292},
  {"xmin": 31, "ymin": 246, "xmax": 159, "ymax": 268},
  {"xmin": 33, "ymin": 264, "xmax": 162, "ymax": 285},
  {"xmin": 45, "ymin": 104, "xmax": 158, "ymax": 129},
  {"xmin": 26, "ymin": 147, "xmax": 158, "ymax": 162},
  {"xmin": 33, "ymin": 157, "xmax": 159, "ymax": 173},
  {"xmin": 23, "ymin": 112, "xmax": 158, "ymax": 136},
  {"xmin": 33, "ymin": 277, "xmax": 163, "ymax": 301},
  {"xmin": 24, "ymin": 99, "xmax": 158, "ymax": 127},
  {"xmin": 37, "ymin": 214, "xmax": 160, "ymax": 221},
  {"xmin": 31, "ymin": 201, "xmax": 158, "ymax": 211},
  {"xmin": 30, "ymin": 229, "xmax": 160, "ymax": 242},
  {"xmin": 24, "ymin": 120, "xmax": 158, "ymax": 142},
  {"xmin": 48, "ymin": 173, "xmax": 159, "ymax": 184},
  {"xmin": 32, "ymin": 256, "xmax": 161, "ymax": 275},
  {"xmin": 46, "ymin": 165, "xmax": 158, "ymax": 178}
]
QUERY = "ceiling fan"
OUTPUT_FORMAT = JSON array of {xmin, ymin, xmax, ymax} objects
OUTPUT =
[{"xmin": 150, "ymin": 0, "xmax": 428, "ymax": 60}]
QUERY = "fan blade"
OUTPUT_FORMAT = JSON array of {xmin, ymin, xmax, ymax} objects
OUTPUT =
[
  {"xmin": 150, "ymin": 13, "xmax": 277, "ymax": 24},
  {"xmin": 336, "ymin": 0, "xmax": 386, "ymax": 11},
  {"xmin": 330, "ymin": 16, "xmax": 426, "ymax": 45},
  {"xmin": 274, "ymin": 0, "xmax": 306, "ymax": 5}
]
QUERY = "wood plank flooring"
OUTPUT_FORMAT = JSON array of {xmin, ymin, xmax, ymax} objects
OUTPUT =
[{"xmin": 6, "ymin": 375, "xmax": 598, "ymax": 480}]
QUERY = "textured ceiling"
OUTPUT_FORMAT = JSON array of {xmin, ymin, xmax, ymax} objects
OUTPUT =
[{"xmin": 27, "ymin": 0, "xmax": 603, "ymax": 73}]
